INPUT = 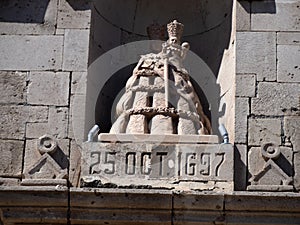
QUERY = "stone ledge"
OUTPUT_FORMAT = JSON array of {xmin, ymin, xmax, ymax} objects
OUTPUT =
[{"xmin": 0, "ymin": 188, "xmax": 299, "ymax": 225}]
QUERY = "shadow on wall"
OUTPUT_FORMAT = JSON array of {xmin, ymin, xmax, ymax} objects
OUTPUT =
[
  {"xmin": 66, "ymin": 0, "xmax": 91, "ymax": 11},
  {"xmin": 240, "ymin": 0, "xmax": 276, "ymax": 14},
  {"xmin": 0, "ymin": 0, "xmax": 50, "ymax": 23},
  {"xmin": 95, "ymin": 64, "xmax": 136, "ymax": 133},
  {"xmin": 90, "ymin": 0, "xmax": 234, "ymax": 78},
  {"xmin": 0, "ymin": 0, "xmax": 91, "ymax": 24}
]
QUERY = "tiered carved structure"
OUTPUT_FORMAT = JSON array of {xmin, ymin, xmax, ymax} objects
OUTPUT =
[{"xmin": 109, "ymin": 20, "xmax": 211, "ymax": 136}]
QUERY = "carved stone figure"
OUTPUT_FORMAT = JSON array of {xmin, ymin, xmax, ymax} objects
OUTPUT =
[{"xmin": 110, "ymin": 20, "xmax": 212, "ymax": 135}]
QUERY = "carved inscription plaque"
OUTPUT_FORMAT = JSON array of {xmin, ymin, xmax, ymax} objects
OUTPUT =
[{"xmin": 81, "ymin": 142, "xmax": 233, "ymax": 188}]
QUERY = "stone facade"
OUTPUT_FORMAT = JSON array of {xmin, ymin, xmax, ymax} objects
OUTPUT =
[
  {"xmin": 0, "ymin": 0, "xmax": 90, "ymax": 189},
  {"xmin": 235, "ymin": 0, "xmax": 300, "ymax": 192},
  {"xmin": 0, "ymin": 0, "xmax": 299, "ymax": 224}
]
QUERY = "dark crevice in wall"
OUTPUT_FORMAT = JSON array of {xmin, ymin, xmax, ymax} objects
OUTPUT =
[
  {"xmin": 90, "ymin": 0, "xmax": 234, "ymax": 78},
  {"xmin": 239, "ymin": 0, "xmax": 276, "ymax": 14},
  {"xmin": 0, "ymin": 0, "xmax": 50, "ymax": 23},
  {"xmin": 95, "ymin": 64, "xmax": 136, "ymax": 133},
  {"xmin": 67, "ymin": 182, "xmax": 71, "ymax": 225},
  {"xmin": 251, "ymin": 0, "xmax": 276, "ymax": 14},
  {"xmin": 171, "ymin": 193, "xmax": 174, "ymax": 225},
  {"xmin": 66, "ymin": 0, "xmax": 91, "ymax": 11}
]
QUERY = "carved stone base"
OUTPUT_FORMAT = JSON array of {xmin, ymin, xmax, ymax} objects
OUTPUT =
[
  {"xmin": 21, "ymin": 179, "xmax": 67, "ymax": 186},
  {"xmin": 247, "ymin": 185, "xmax": 294, "ymax": 192},
  {"xmin": 98, "ymin": 133, "xmax": 219, "ymax": 144},
  {"xmin": 81, "ymin": 136, "xmax": 233, "ymax": 191}
]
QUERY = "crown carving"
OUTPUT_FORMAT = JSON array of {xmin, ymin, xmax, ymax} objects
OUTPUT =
[{"xmin": 167, "ymin": 20, "xmax": 184, "ymax": 40}]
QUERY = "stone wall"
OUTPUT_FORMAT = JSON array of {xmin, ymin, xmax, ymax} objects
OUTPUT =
[
  {"xmin": 0, "ymin": 0, "xmax": 91, "ymax": 187},
  {"xmin": 235, "ymin": 0, "xmax": 300, "ymax": 190},
  {"xmin": 0, "ymin": 0, "xmax": 300, "ymax": 224},
  {"xmin": 0, "ymin": 0, "xmax": 299, "ymax": 197}
]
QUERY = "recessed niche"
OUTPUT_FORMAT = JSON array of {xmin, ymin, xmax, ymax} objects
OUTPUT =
[{"xmin": 85, "ymin": 0, "xmax": 235, "ymax": 141}]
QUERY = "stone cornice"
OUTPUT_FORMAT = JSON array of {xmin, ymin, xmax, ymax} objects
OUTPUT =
[{"xmin": 0, "ymin": 187, "xmax": 299, "ymax": 224}]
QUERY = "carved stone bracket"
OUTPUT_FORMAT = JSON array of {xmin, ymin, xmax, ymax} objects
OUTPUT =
[
  {"xmin": 248, "ymin": 143, "xmax": 293, "ymax": 191},
  {"xmin": 21, "ymin": 134, "xmax": 68, "ymax": 186}
]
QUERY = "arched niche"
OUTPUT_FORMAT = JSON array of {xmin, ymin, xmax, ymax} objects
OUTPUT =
[{"xmin": 84, "ymin": 0, "xmax": 235, "ymax": 141}]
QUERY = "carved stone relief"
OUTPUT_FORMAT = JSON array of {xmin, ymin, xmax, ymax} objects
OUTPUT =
[
  {"xmin": 22, "ymin": 134, "xmax": 68, "ymax": 186},
  {"xmin": 248, "ymin": 143, "xmax": 293, "ymax": 191}
]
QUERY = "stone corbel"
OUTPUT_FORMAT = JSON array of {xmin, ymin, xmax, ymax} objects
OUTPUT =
[
  {"xmin": 247, "ymin": 143, "xmax": 293, "ymax": 191},
  {"xmin": 21, "ymin": 134, "xmax": 68, "ymax": 186}
]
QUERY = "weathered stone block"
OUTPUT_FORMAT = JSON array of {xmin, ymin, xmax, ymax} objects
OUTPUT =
[
  {"xmin": 55, "ymin": 28, "xmax": 65, "ymax": 35},
  {"xmin": 48, "ymin": 107, "xmax": 69, "ymax": 139},
  {"xmin": 23, "ymin": 138, "xmax": 69, "ymax": 172},
  {"xmin": 26, "ymin": 107, "xmax": 69, "ymax": 139},
  {"xmin": 0, "ymin": 140, "xmax": 24, "ymax": 177},
  {"xmin": 0, "ymin": 105, "xmax": 49, "ymax": 140},
  {"xmin": 277, "ymin": 32, "xmax": 300, "ymax": 45},
  {"xmin": 22, "ymin": 140, "xmax": 39, "ymax": 175},
  {"xmin": 252, "ymin": 1, "xmax": 300, "ymax": 31},
  {"xmin": 249, "ymin": 145, "xmax": 293, "ymax": 175},
  {"xmin": 235, "ymin": 74, "xmax": 256, "ymax": 97},
  {"xmin": 0, "ymin": 178, "xmax": 20, "ymax": 186},
  {"xmin": 81, "ymin": 142, "xmax": 234, "ymax": 191},
  {"xmin": 225, "ymin": 192, "xmax": 300, "ymax": 213},
  {"xmin": 57, "ymin": 0, "xmax": 91, "ymax": 29},
  {"xmin": 0, "ymin": 106, "xmax": 27, "ymax": 140},
  {"xmin": 251, "ymin": 82, "xmax": 300, "ymax": 116},
  {"xmin": 27, "ymin": 106, "xmax": 49, "ymax": 123},
  {"xmin": 173, "ymin": 192, "xmax": 224, "ymax": 223},
  {"xmin": 69, "ymin": 95, "xmax": 86, "ymax": 143},
  {"xmin": 277, "ymin": 45, "xmax": 300, "ymax": 82},
  {"xmin": 27, "ymin": 71, "xmax": 70, "ymax": 106},
  {"xmin": 0, "ymin": 187, "xmax": 68, "ymax": 223},
  {"xmin": 71, "ymin": 72, "xmax": 87, "ymax": 95},
  {"xmin": 248, "ymin": 145, "xmax": 293, "ymax": 191},
  {"xmin": 235, "ymin": 97, "xmax": 249, "ymax": 144},
  {"xmin": 70, "ymin": 188, "xmax": 172, "ymax": 209},
  {"xmin": 0, "ymin": 71, "xmax": 27, "ymax": 104},
  {"xmin": 63, "ymin": 29, "xmax": 90, "ymax": 71},
  {"xmin": 25, "ymin": 123, "xmax": 48, "ymax": 139},
  {"xmin": 0, "ymin": 35, "xmax": 63, "ymax": 70},
  {"xmin": 248, "ymin": 118, "xmax": 281, "ymax": 146},
  {"xmin": 248, "ymin": 147, "xmax": 266, "ymax": 179},
  {"xmin": 70, "ymin": 188, "xmax": 172, "ymax": 224},
  {"xmin": 294, "ymin": 151, "xmax": 300, "ymax": 190},
  {"xmin": 284, "ymin": 116, "xmax": 300, "ymax": 152},
  {"xmin": 0, "ymin": 0, "xmax": 57, "ymax": 35},
  {"xmin": 23, "ymin": 136, "xmax": 69, "ymax": 186},
  {"xmin": 236, "ymin": 1, "xmax": 250, "ymax": 31},
  {"xmin": 69, "ymin": 141, "xmax": 82, "ymax": 187},
  {"xmin": 236, "ymin": 32, "xmax": 276, "ymax": 81},
  {"xmin": 174, "ymin": 191, "xmax": 224, "ymax": 211}
]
